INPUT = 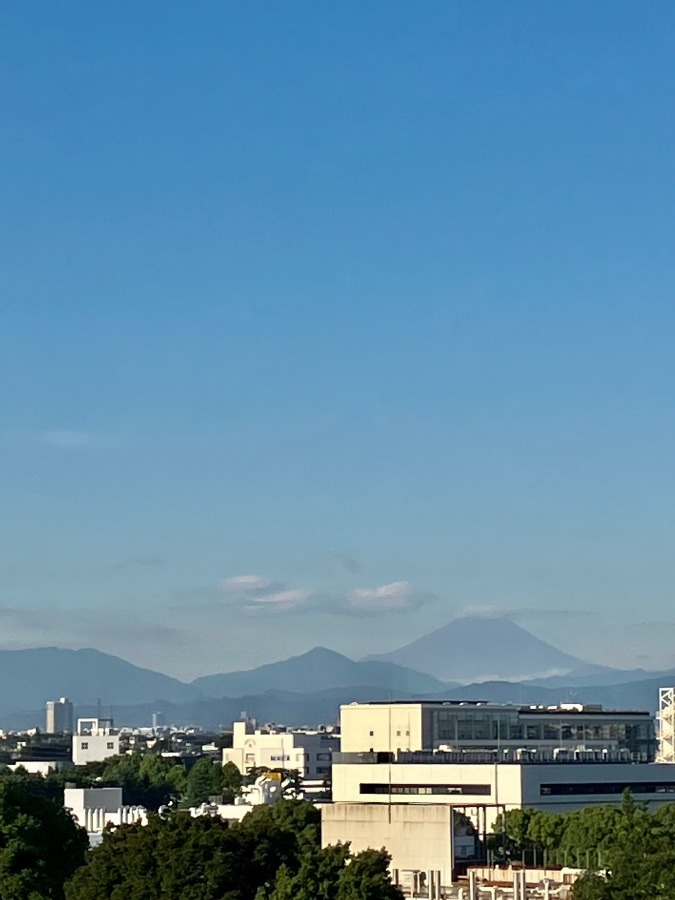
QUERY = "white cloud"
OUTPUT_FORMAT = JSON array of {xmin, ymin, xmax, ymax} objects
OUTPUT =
[
  {"xmin": 41, "ymin": 430, "xmax": 91, "ymax": 449},
  {"xmin": 245, "ymin": 589, "xmax": 313, "ymax": 612},
  {"xmin": 218, "ymin": 575, "xmax": 311, "ymax": 614},
  {"xmin": 215, "ymin": 574, "xmax": 433, "ymax": 617},
  {"xmin": 219, "ymin": 575, "xmax": 277, "ymax": 594},
  {"xmin": 347, "ymin": 581, "xmax": 419, "ymax": 612}
]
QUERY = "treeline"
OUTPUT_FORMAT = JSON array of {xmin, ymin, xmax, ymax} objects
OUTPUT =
[
  {"xmin": 2, "ymin": 753, "xmax": 243, "ymax": 809},
  {"xmin": 494, "ymin": 792, "xmax": 675, "ymax": 898},
  {"xmin": 0, "ymin": 780, "xmax": 402, "ymax": 900}
]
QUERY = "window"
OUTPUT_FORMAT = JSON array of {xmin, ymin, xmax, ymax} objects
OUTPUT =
[
  {"xmin": 317, "ymin": 766, "xmax": 329, "ymax": 775},
  {"xmin": 369, "ymin": 730, "xmax": 374, "ymax": 736},
  {"xmin": 396, "ymin": 730, "xmax": 401, "ymax": 737},
  {"xmin": 316, "ymin": 752, "xmax": 331, "ymax": 761},
  {"xmin": 541, "ymin": 781, "xmax": 675, "ymax": 796},
  {"xmin": 107, "ymin": 742, "xmax": 114, "ymax": 750},
  {"xmin": 81, "ymin": 742, "xmax": 88, "ymax": 750},
  {"xmin": 360, "ymin": 783, "xmax": 491, "ymax": 796}
]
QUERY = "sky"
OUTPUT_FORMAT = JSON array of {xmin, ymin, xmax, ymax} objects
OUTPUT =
[{"xmin": 2, "ymin": 2, "xmax": 675, "ymax": 680}]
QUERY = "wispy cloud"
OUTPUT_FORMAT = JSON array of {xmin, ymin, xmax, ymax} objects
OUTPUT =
[
  {"xmin": 216, "ymin": 574, "xmax": 433, "ymax": 617},
  {"xmin": 347, "ymin": 581, "xmax": 429, "ymax": 613},
  {"xmin": 41, "ymin": 430, "xmax": 91, "ymax": 449},
  {"xmin": 218, "ymin": 575, "xmax": 311, "ymax": 613}
]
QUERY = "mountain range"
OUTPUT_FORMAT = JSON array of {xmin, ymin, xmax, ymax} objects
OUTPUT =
[{"xmin": 0, "ymin": 617, "xmax": 672, "ymax": 730}]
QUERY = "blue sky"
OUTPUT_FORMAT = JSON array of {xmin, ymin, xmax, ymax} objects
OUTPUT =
[{"xmin": 2, "ymin": 2, "xmax": 675, "ymax": 679}]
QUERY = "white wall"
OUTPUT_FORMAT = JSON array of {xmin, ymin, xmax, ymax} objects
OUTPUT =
[
  {"xmin": 322, "ymin": 803, "xmax": 454, "ymax": 886},
  {"xmin": 224, "ymin": 723, "xmax": 338, "ymax": 781},
  {"xmin": 72, "ymin": 733, "xmax": 120, "ymax": 765},
  {"xmin": 340, "ymin": 704, "xmax": 423, "ymax": 753},
  {"xmin": 64, "ymin": 787, "xmax": 146, "ymax": 834}
]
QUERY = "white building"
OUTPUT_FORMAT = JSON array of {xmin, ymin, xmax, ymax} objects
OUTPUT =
[
  {"xmin": 190, "ymin": 772, "xmax": 292, "ymax": 824},
  {"xmin": 72, "ymin": 717, "xmax": 120, "ymax": 766},
  {"xmin": 322, "ymin": 699, "xmax": 673, "ymax": 889},
  {"xmin": 45, "ymin": 697, "xmax": 74, "ymax": 734},
  {"xmin": 9, "ymin": 759, "xmax": 70, "ymax": 776},
  {"xmin": 64, "ymin": 787, "xmax": 147, "ymax": 843},
  {"xmin": 340, "ymin": 700, "xmax": 656, "ymax": 760},
  {"xmin": 223, "ymin": 719, "xmax": 339, "ymax": 796}
]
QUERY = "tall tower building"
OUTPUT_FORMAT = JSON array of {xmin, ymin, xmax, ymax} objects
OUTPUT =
[
  {"xmin": 657, "ymin": 687, "xmax": 675, "ymax": 763},
  {"xmin": 45, "ymin": 697, "xmax": 74, "ymax": 734}
]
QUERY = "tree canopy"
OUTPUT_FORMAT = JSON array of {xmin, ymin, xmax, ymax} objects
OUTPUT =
[
  {"xmin": 65, "ymin": 799, "xmax": 402, "ymax": 900},
  {"xmin": 0, "ymin": 780, "xmax": 88, "ymax": 900}
]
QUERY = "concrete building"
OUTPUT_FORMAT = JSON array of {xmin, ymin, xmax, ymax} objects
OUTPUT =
[
  {"xmin": 330, "ymin": 751, "xmax": 675, "ymax": 817},
  {"xmin": 322, "ymin": 699, "xmax": 671, "ymax": 889},
  {"xmin": 340, "ymin": 700, "xmax": 656, "ymax": 760},
  {"xmin": 189, "ymin": 772, "xmax": 293, "ymax": 825},
  {"xmin": 45, "ymin": 697, "xmax": 74, "ymax": 734},
  {"xmin": 9, "ymin": 759, "xmax": 71, "ymax": 776},
  {"xmin": 64, "ymin": 787, "xmax": 147, "ymax": 844},
  {"xmin": 223, "ymin": 719, "xmax": 339, "ymax": 796},
  {"xmin": 72, "ymin": 717, "xmax": 120, "ymax": 766}
]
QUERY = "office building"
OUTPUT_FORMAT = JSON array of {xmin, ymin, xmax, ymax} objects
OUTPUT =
[
  {"xmin": 45, "ymin": 697, "xmax": 74, "ymax": 734},
  {"xmin": 223, "ymin": 718, "xmax": 339, "ymax": 797},
  {"xmin": 72, "ymin": 717, "xmax": 120, "ymax": 766},
  {"xmin": 340, "ymin": 699, "xmax": 656, "ymax": 760},
  {"xmin": 322, "ymin": 698, "xmax": 669, "ymax": 889}
]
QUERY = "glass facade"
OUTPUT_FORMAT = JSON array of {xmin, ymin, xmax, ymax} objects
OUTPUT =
[{"xmin": 426, "ymin": 706, "xmax": 655, "ymax": 760}]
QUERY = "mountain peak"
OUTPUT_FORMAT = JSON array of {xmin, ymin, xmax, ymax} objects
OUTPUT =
[{"xmin": 366, "ymin": 615, "xmax": 584, "ymax": 682}]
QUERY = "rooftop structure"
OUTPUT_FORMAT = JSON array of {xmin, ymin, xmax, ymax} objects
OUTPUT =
[
  {"xmin": 340, "ymin": 700, "xmax": 656, "ymax": 761},
  {"xmin": 657, "ymin": 687, "xmax": 675, "ymax": 763},
  {"xmin": 72, "ymin": 717, "xmax": 120, "ymax": 766}
]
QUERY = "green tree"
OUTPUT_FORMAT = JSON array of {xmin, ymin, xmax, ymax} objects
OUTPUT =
[
  {"xmin": 65, "ymin": 813, "xmax": 249, "ymax": 900},
  {"xmin": 65, "ymin": 798, "xmax": 322, "ymax": 900},
  {"xmin": 335, "ymin": 847, "xmax": 403, "ymax": 900},
  {"xmin": 221, "ymin": 761, "xmax": 243, "ymax": 802},
  {"xmin": 258, "ymin": 843, "xmax": 351, "ymax": 900},
  {"xmin": 256, "ymin": 844, "xmax": 402, "ymax": 900},
  {"xmin": 0, "ymin": 780, "xmax": 88, "ymax": 900},
  {"xmin": 185, "ymin": 758, "xmax": 227, "ymax": 806}
]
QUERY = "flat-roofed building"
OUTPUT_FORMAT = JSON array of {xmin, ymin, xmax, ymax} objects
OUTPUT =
[
  {"xmin": 324, "ymin": 697, "xmax": 666, "ymax": 890},
  {"xmin": 223, "ymin": 719, "xmax": 339, "ymax": 798},
  {"xmin": 72, "ymin": 717, "xmax": 120, "ymax": 766},
  {"xmin": 340, "ymin": 700, "xmax": 656, "ymax": 760},
  {"xmin": 45, "ymin": 697, "xmax": 74, "ymax": 734}
]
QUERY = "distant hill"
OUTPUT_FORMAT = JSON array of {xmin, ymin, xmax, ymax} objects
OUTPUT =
[
  {"xmin": 3, "ymin": 672, "xmax": 669, "ymax": 732},
  {"xmin": 0, "ymin": 631, "xmax": 668, "ymax": 731},
  {"xmin": 0, "ymin": 647, "xmax": 200, "ymax": 714},
  {"xmin": 366, "ymin": 616, "xmax": 585, "ymax": 682},
  {"xmin": 524, "ymin": 663, "xmax": 667, "ymax": 689},
  {"xmin": 192, "ymin": 647, "xmax": 448, "ymax": 697}
]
